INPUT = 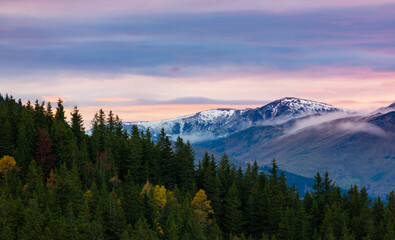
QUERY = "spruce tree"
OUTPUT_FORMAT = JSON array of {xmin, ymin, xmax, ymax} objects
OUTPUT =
[
  {"xmin": 129, "ymin": 125, "xmax": 143, "ymax": 183},
  {"xmin": 156, "ymin": 128, "xmax": 175, "ymax": 187},
  {"xmin": 70, "ymin": 106, "xmax": 85, "ymax": 145},
  {"xmin": 223, "ymin": 182, "xmax": 242, "ymax": 235}
]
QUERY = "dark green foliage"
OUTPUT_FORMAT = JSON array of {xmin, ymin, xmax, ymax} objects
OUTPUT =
[
  {"xmin": 223, "ymin": 182, "xmax": 242, "ymax": 235},
  {"xmin": 131, "ymin": 217, "xmax": 158, "ymax": 240},
  {"xmin": 197, "ymin": 152, "xmax": 220, "ymax": 215},
  {"xmin": 70, "ymin": 106, "xmax": 85, "ymax": 145},
  {"xmin": 0, "ymin": 119, "xmax": 14, "ymax": 157},
  {"xmin": 0, "ymin": 94, "xmax": 392, "ymax": 240},
  {"xmin": 173, "ymin": 137, "xmax": 196, "ymax": 192},
  {"xmin": 157, "ymin": 128, "xmax": 175, "ymax": 187},
  {"xmin": 91, "ymin": 108, "xmax": 107, "ymax": 157},
  {"xmin": 129, "ymin": 125, "xmax": 144, "ymax": 183}
]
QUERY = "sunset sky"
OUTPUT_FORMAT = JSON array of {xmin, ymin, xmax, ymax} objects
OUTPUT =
[{"xmin": 1, "ymin": 0, "xmax": 394, "ymax": 124}]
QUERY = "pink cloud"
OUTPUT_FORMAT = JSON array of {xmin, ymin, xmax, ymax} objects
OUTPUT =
[
  {"xmin": 91, "ymin": 97, "xmax": 135, "ymax": 102},
  {"xmin": 1, "ymin": 0, "xmax": 395, "ymax": 18}
]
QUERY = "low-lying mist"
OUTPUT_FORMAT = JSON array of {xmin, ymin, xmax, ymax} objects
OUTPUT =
[{"xmin": 285, "ymin": 111, "xmax": 388, "ymax": 137}]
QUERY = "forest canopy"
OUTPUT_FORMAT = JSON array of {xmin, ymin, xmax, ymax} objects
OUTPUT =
[{"xmin": 0, "ymin": 94, "xmax": 394, "ymax": 240}]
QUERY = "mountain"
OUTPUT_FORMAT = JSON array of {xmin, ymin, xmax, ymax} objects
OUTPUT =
[
  {"xmin": 122, "ymin": 97, "xmax": 394, "ymax": 195},
  {"xmin": 373, "ymin": 102, "xmax": 395, "ymax": 115},
  {"xmin": 124, "ymin": 97, "xmax": 348, "ymax": 143},
  {"xmin": 199, "ymin": 111, "xmax": 395, "ymax": 196}
]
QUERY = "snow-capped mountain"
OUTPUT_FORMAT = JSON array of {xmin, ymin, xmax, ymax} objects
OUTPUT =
[{"xmin": 123, "ymin": 97, "xmax": 349, "ymax": 143}]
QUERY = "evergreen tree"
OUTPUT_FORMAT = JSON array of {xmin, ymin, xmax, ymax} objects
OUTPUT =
[
  {"xmin": 70, "ymin": 106, "xmax": 85, "ymax": 145},
  {"xmin": 372, "ymin": 196, "xmax": 386, "ymax": 240},
  {"xmin": 129, "ymin": 125, "xmax": 143, "ymax": 183},
  {"xmin": 131, "ymin": 217, "xmax": 158, "ymax": 240},
  {"xmin": 174, "ymin": 137, "xmax": 195, "ymax": 191},
  {"xmin": 223, "ymin": 182, "xmax": 242, "ymax": 235},
  {"xmin": 384, "ymin": 191, "xmax": 395, "ymax": 240},
  {"xmin": 90, "ymin": 109, "xmax": 107, "ymax": 157},
  {"xmin": 121, "ymin": 172, "xmax": 143, "ymax": 226},
  {"xmin": 156, "ymin": 128, "xmax": 175, "ymax": 187},
  {"xmin": 15, "ymin": 123, "xmax": 30, "ymax": 176},
  {"xmin": 0, "ymin": 119, "xmax": 14, "ymax": 157}
]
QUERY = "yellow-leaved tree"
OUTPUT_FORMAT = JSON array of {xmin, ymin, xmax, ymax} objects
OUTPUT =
[
  {"xmin": 153, "ymin": 185, "xmax": 167, "ymax": 210},
  {"xmin": 191, "ymin": 189, "xmax": 214, "ymax": 230},
  {"xmin": 0, "ymin": 155, "xmax": 18, "ymax": 176},
  {"xmin": 141, "ymin": 181, "xmax": 169, "ymax": 234}
]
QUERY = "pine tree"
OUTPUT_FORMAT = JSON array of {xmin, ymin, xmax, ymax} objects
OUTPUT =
[
  {"xmin": 105, "ymin": 191, "xmax": 127, "ymax": 239},
  {"xmin": 268, "ymin": 159, "xmax": 279, "ymax": 187},
  {"xmin": 372, "ymin": 196, "xmax": 386, "ymax": 240},
  {"xmin": 45, "ymin": 102, "xmax": 53, "ymax": 130},
  {"xmin": 174, "ymin": 137, "xmax": 195, "ymax": 191},
  {"xmin": 129, "ymin": 125, "xmax": 143, "ymax": 183},
  {"xmin": 164, "ymin": 213, "xmax": 179, "ymax": 240},
  {"xmin": 131, "ymin": 217, "xmax": 158, "ymax": 240},
  {"xmin": 266, "ymin": 159, "xmax": 282, "ymax": 236},
  {"xmin": 346, "ymin": 185, "xmax": 373, "ymax": 240},
  {"xmin": 90, "ymin": 109, "xmax": 107, "ymax": 158},
  {"xmin": 0, "ymin": 119, "xmax": 14, "ymax": 157},
  {"xmin": 15, "ymin": 123, "xmax": 30, "ymax": 176},
  {"xmin": 122, "ymin": 173, "xmax": 143, "ymax": 227},
  {"xmin": 156, "ymin": 128, "xmax": 175, "ymax": 187},
  {"xmin": 20, "ymin": 197, "xmax": 45, "ymax": 239},
  {"xmin": 197, "ymin": 152, "xmax": 220, "ymax": 216},
  {"xmin": 51, "ymin": 99, "xmax": 75, "ymax": 168},
  {"xmin": 33, "ymin": 100, "xmax": 47, "ymax": 129},
  {"xmin": 54, "ymin": 163, "xmax": 83, "ymax": 214},
  {"xmin": 70, "ymin": 106, "xmax": 85, "ymax": 145},
  {"xmin": 223, "ymin": 182, "xmax": 242, "ymax": 235},
  {"xmin": 384, "ymin": 191, "xmax": 395, "ymax": 240}
]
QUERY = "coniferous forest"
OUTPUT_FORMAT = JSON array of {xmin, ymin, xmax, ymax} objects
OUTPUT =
[{"xmin": 0, "ymin": 94, "xmax": 394, "ymax": 240}]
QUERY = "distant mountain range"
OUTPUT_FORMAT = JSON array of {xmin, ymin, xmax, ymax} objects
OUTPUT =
[
  {"xmin": 124, "ymin": 97, "xmax": 351, "ymax": 143},
  {"xmin": 123, "ymin": 97, "xmax": 395, "ymax": 196}
]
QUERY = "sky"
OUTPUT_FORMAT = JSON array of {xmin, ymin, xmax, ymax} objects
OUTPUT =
[{"xmin": 1, "ymin": 0, "xmax": 394, "ymax": 125}]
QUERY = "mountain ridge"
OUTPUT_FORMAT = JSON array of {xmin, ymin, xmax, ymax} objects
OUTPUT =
[
  {"xmin": 120, "ymin": 97, "xmax": 394, "ymax": 195},
  {"xmin": 123, "ymin": 97, "xmax": 349, "ymax": 143}
]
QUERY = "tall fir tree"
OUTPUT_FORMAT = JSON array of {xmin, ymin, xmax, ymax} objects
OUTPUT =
[{"xmin": 223, "ymin": 181, "xmax": 242, "ymax": 235}]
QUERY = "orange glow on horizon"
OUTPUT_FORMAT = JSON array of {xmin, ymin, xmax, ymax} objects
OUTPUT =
[{"xmin": 74, "ymin": 104, "xmax": 263, "ymax": 126}]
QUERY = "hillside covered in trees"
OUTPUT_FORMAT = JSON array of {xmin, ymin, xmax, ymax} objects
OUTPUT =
[{"xmin": 0, "ymin": 94, "xmax": 394, "ymax": 240}]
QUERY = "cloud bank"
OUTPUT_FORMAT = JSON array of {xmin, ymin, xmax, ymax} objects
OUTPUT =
[{"xmin": 0, "ymin": 2, "xmax": 394, "ymax": 123}]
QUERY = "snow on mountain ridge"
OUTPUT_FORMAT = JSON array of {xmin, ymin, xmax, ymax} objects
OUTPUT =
[
  {"xmin": 265, "ymin": 97, "xmax": 345, "ymax": 114},
  {"xmin": 122, "ymin": 97, "xmax": 348, "ymax": 143},
  {"xmin": 197, "ymin": 109, "xmax": 236, "ymax": 121}
]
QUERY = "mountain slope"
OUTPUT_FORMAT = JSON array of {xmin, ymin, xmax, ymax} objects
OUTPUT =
[
  {"xmin": 200, "ymin": 111, "xmax": 395, "ymax": 195},
  {"xmin": 124, "ymin": 97, "xmax": 347, "ymax": 143},
  {"xmin": 373, "ymin": 102, "xmax": 395, "ymax": 115}
]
